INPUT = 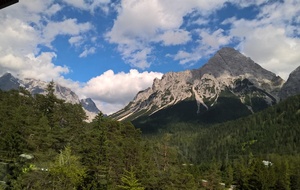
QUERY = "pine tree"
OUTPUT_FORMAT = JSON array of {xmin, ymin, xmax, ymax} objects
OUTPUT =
[
  {"xmin": 50, "ymin": 146, "xmax": 86, "ymax": 190},
  {"xmin": 118, "ymin": 167, "xmax": 144, "ymax": 190}
]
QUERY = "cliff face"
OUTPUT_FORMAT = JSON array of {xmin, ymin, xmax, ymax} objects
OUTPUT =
[
  {"xmin": 111, "ymin": 47, "xmax": 285, "ymax": 123},
  {"xmin": 279, "ymin": 66, "xmax": 300, "ymax": 100},
  {"xmin": 111, "ymin": 48, "xmax": 284, "ymax": 128}
]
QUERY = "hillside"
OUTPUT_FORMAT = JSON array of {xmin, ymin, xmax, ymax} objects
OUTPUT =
[{"xmin": 162, "ymin": 94, "xmax": 300, "ymax": 163}]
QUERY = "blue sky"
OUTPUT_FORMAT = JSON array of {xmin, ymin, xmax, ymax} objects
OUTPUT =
[{"xmin": 0, "ymin": 0, "xmax": 300, "ymax": 114}]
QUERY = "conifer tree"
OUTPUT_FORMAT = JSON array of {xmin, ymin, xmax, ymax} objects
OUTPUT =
[{"xmin": 118, "ymin": 167, "xmax": 144, "ymax": 190}]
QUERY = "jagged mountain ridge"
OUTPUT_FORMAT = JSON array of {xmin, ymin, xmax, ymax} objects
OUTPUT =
[
  {"xmin": 279, "ymin": 65, "xmax": 300, "ymax": 100},
  {"xmin": 111, "ymin": 47, "xmax": 285, "ymax": 128},
  {"xmin": 80, "ymin": 98, "xmax": 100, "ymax": 113},
  {"xmin": 0, "ymin": 73, "xmax": 100, "ymax": 121}
]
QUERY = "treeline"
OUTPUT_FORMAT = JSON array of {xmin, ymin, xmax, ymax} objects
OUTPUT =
[
  {"xmin": 0, "ymin": 84, "xmax": 197, "ymax": 189},
  {"xmin": 145, "ymin": 94, "xmax": 300, "ymax": 189},
  {"xmin": 161, "ymin": 95, "xmax": 300, "ymax": 162},
  {"xmin": 1, "ymin": 82, "xmax": 300, "ymax": 189}
]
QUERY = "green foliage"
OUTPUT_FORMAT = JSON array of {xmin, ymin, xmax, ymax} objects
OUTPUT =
[
  {"xmin": 1, "ymin": 86, "xmax": 300, "ymax": 189},
  {"xmin": 118, "ymin": 167, "xmax": 144, "ymax": 190},
  {"xmin": 49, "ymin": 146, "xmax": 86, "ymax": 190}
]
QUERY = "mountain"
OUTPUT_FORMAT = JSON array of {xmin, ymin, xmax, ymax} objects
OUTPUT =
[
  {"xmin": 279, "ymin": 65, "xmax": 300, "ymax": 100},
  {"xmin": 111, "ymin": 47, "xmax": 285, "ymax": 132},
  {"xmin": 0, "ymin": 73, "xmax": 20, "ymax": 91},
  {"xmin": 0, "ymin": 73, "xmax": 100, "ymax": 121},
  {"xmin": 80, "ymin": 98, "xmax": 100, "ymax": 113}
]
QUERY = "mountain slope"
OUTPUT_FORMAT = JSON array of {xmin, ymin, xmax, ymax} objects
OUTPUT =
[
  {"xmin": 0, "ymin": 73, "xmax": 100, "ymax": 121},
  {"xmin": 279, "ymin": 65, "xmax": 300, "ymax": 100},
  {"xmin": 0, "ymin": 73, "xmax": 20, "ymax": 91},
  {"xmin": 192, "ymin": 94, "xmax": 300, "ymax": 161},
  {"xmin": 111, "ymin": 47, "xmax": 285, "ymax": 131}
]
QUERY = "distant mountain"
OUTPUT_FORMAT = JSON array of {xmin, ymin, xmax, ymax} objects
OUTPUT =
[
  {"xmin": 0, "ymin": 73, "xmax": 100, "ymax": 121},
  {"xmin": 0, "ymin": 73, "xmax": 20, "ymax": 91},
  {"xmin": 111, "ymin": 47, "xmax": 285, "ymax": 132},
  {"xmin": 279, "ymin": 66, "xmax": 300, "ymax": 100}
]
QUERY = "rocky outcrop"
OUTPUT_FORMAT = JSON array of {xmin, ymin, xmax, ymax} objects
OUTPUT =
[{"xmin": 279, "ymin": 66, "xmax": 300, "ymax": 99}]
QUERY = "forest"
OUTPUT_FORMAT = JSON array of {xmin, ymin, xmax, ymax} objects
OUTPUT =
[{"xmin": 1, "ymin": 82, "xmax": 300, "ymax": 189}]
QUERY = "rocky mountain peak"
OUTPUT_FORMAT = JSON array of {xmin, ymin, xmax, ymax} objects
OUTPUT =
[
  {"xmin": 111, "ymin": 47, "xmax": 284, "ymax": 122},
  {"xmin": 80, "ymin": 98, "xmax": 100, "ymax": 113},
  {"xmin": 202, "ymin": 47, "xmax": 272, "ymax": 78},
  {"xmin": 0, "ymin": 72, "xmax": 20, "ymax": 91},
  {"xmin": 200, "ymin": 47, "xmax": 284, "ymax": 95},
  {"xmin": 279, "ymin": 66, "xmax": 300, "ymax": 99}
]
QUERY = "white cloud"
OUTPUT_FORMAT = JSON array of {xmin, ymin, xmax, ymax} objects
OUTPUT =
[
  {"xmin": 45, "ymin": 3, "xmax": 63, "ymax": 16},
  {"xmin": 173, "ymin": 28, "xmax": 232, "ymax": 65},
  {"xmin": 0, "ymin": 17, "xmax": 40, "ymax": 56},
  {"xmin": 79, "ymin": 47, "xmax": 96, "ymax": 58},
  {"xmin": 189, "ymin": 18, "xmax": 209, "ymax": 26},
  {"xmin": 0, "ymin": 52, "xmax": 69, "ymax": 81},
  {"xmin": 63, "ymin": 0, "xmax": 88, "ymax": 10},
  {"xmin": 69, "ymin": 36, "xmax": 84, "ymax": 47},
  {"xmin": 0, "ymin": 0, "xmax": 94, "ymax": 82},
  {"xmin": 120, "ymin": 47, "xmax": 152, "ymax": 69},
  {"xmin": 174, "ymin": 51, "xmax": 202, "ymax": 65},
  {"xmin": 106, "ymin": 0, "xmax": 226, "ymax": 68},
  {"xmin": 62, "ymin": 0, "xmax": 111, "ymax": 13},
  {"xmin": 229, "ymin": 0, "xmax": 266, "ymax": 8},
  {"xmin": 80, "ymin": 69, "xmax": 163, "ymax": 114},
  {"xmin": 199, "ymin": 29, "xmax": 231, "ymax": 49},
  {"xmin": 42, "ymin": 19, "xmax": 93, "ymax": 47},
  {"xmin": 157, "ymin": 30, "xmax": 191, "ymax": 46}
]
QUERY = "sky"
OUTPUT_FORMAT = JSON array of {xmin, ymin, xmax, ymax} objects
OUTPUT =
[{"xmin": 0, "ymin": 0, "xmax": 300, "ymax": 114}]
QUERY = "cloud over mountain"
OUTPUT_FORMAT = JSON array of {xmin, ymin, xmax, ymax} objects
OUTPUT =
[{"xmin": 81, "ymin": 69, "xmax": 163, "ymax": 114}]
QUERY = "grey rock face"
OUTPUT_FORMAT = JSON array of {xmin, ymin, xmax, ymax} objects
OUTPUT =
[
  {"xmin": 111, "ymin": 47, "xmax": 285, "ymax": 121},
  {"xmin": 0, "ymin": 73, "xmax": 20, "ymax": 91},
  {"xmin": 80, "ymin": 98, "xmax": 100, "ymax": 113},
  {"xmin": 199, "ymin": 47, "xmax": 284, "ymax": 95},
  {"xmin": 279, "ymin": 66, "xmax": 300, "ymax": 99},
  {"xmin": 21, "ymin": 78, "xmax": 80, "ymax": 104}
]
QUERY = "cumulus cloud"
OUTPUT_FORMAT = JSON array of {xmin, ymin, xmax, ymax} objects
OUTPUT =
[
  {"xmin": 0, "ymin": 52, "xmax": 69, "ymax": 81},
  {"xmin": 106, "ymin": 0, "xmax": 226, "ymax": 69},
  {"xmin": 42, "ymin": 19, "xmax": 93, "ymax": 47},
  {"xmin": 80, "ymin": 69, "xmax": 163, "ymax": 114},
  {"xmin": 199, "ymin": 29, "xmax": 232, "ymax": 49},
  {"xmin": 157, "ymin": 30, "xmax": 191, "ymax": 46},
  {"xmin": 0, "ymin": 0, "xmax": 94, "ymax": 81},
  {"xmin": 45, "ymin": 3, "xmax": 63, "ymax": 16}
]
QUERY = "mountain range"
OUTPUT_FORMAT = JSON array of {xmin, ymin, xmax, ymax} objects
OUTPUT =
[
  {"xmin": 0, "ymin": 73, "xmax": 100, "ymax": 121},
  {"xmin": 111, "ymin": 47, "xmax": 300, "ymax": 132},
  {"xmin": 1, "ymin": 47, "xmax": 299, "ymax": 127}
]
